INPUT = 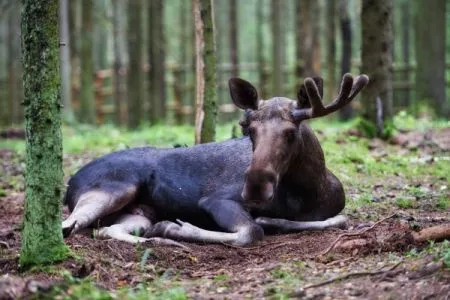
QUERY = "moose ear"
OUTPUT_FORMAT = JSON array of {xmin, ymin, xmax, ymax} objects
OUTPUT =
[
  {"xmin": 229, "ymin": 78, "xmax": 259, "ymax": 110},
  {"xmin": 297, "ymin": 77, "xmax": 324, "ymax": 108}
]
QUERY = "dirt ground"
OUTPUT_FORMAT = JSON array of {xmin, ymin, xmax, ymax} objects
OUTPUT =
[{"xmin": 0, "ymin": 129, "xmax": 449, "ymax": 299}]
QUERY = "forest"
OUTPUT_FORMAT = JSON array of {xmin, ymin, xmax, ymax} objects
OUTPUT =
[{"xmin": 0, "ymin": 0, "xmax": 449, "ymax": 299}]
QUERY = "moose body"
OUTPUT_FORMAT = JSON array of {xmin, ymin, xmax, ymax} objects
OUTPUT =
[{"xmin": 63, "ymin": 74, "xmax": 368, "ymax": 246}]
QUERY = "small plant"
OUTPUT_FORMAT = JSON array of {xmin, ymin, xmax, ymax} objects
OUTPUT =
[
  {"xmin": 213, "ymin": 273, "xmax": 229, "ymax": 282},
  {"xmin": 395, "ymin": 197, "xmax": 418, "ymax": 209},
  {"xmin": 436, "ymin": 195, "xmax": 449, "ymax": 210}
]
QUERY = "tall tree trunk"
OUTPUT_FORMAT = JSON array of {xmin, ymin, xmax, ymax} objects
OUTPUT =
[
  {"xmin": 8, "ymin": 4, "xmax": 22, "ymax": 125},
  {"xmin": 414, "ymin": 0, "xmax": 447, "ymax": 116},
  {"xmin": 299, "ymin": 0, "xmax": 314, "ymax": 77},
  {"xmin": 229, "ymin": 0, "xmax": 239, "ymax": 78},
  {"xmin": 400, "ymin": 0, "xmax": 410, "ymax": 108},
  {"xmin": 93, "ymin": 0, "xmax": 109, "ymax": 71},
  {"xmin": 311, "ymin": 0, "xmax": 321, "ymax": 76},
  {"xmin": 148, "ymin": 0, "xmax": 166, "ymax": 122},
  {"xmin": 112, "ymin": 0, "xmax": 127, "ymax": 126},
  {"xmin": 257, "ymin": 0, "xmax": 268, "ymax": 99},
  {"xmin": 193, "ymin": 0, "xmax": 217, "ymax": 144},
  {"xmin": 69, "ymin": 0, "xmax": 80, "ymax": 113},
  {"xmin": 271, "ymin": 0, "xmax": 283, "ymax": 95},
  {"xmin": 326, "ymin": 0, "xmax": 336, "ymax": 100},
  {"xmin": 338, "ymin": 0, "xmax": 353, "ymax": 120},
  {"xmin": 127, "ymin": 0, "xmax": 144, "ymax": 128},
  {"xmin": 20, "ymin": 0, "xmax": 69, "ymax": 268},
  {"xmin": 361, "ymin": 0, "xmax": 393, "ymax": 137},
  {"xmin": 294, "ymin": 0, "xmax": 303, "ymax": 88},
  {"xmin": 0, "ymin": 13, "xmax": 7, "ymax": 125},
  {"xmin": 79, "ymin": 0, "xmax": 95, "ymax": 124},
  {"xmin": 59, "ymin": 0, "xmax": 73, "ymax": 122}
]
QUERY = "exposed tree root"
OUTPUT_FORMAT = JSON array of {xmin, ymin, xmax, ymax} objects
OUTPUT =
[{"xmin": 411, "ymin": 223, "xmax": 450, "ymax": 243}]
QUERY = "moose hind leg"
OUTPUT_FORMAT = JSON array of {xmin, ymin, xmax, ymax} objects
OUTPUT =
[
  {"xmin": 62, "ymin": 185, "xmax": 137, "ymax": 237},
  {"xmin": 96, "ymin": 214, "xmax": 151, "ymax": 243},
  {"xmin": 255, "ymin": 215, "xmax": 349, "ymax": 232}
]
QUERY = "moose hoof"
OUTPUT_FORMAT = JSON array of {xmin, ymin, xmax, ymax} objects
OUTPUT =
[
  {"xmin": 330, "ymin": 215, "xmax": 349, "ymax": 229},
  {"xmin": 62, "ymin": 219, "xmax": 77, "ymax": 238}
]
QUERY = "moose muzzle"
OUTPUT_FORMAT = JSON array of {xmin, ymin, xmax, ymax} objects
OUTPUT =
[{"xmin": 241, "ymin": 168, "xmax": 277, "ymax": 204}]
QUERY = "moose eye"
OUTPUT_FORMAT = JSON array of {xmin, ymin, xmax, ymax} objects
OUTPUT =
[{"xmin": 284, "ymin": 129, "xmax": 297, "ymax": 144}]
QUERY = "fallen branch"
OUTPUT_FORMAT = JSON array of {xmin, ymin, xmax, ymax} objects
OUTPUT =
[
  {"xmin": 320, "ymin": 213, "xmax": 397, "ymax": 256},
  {"xmin": 303, "ymin": 260, "xmax": 402, "ymax": 290},
  {"xmin": 0, "ymin": 240, "xmax": 10, "ymax": 250},
  {"xmin": 412, "ymin": 223, "xmax": 450, "ymax": 243}
]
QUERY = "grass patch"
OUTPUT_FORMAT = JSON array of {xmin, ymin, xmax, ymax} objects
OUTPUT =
[
  {"xmin": 436, "ymin": 195, "xmax": 450, "ymax": 210},
  {"xmin": 395, "ymin": 197, "xmax": 418, "ymax": 209}
]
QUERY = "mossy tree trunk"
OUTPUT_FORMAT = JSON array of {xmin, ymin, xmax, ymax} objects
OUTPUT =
[
  {"xmin": 127, "ymin": 0, "xmax": 144, "ymax": 128},
  {"xmin": 79, "ymin": 0, "xmax": 96, "ymax": 124},
  {"xmin": 193, "ymin": 0, "xmax": 217, "ymax": 144},
  {"xmin": 20, "ymin": 0, "xmax": 69, "ymax": 268},
  {"xmin": 361, "ymin": 0, "xmax": 393, "ymax": 137},
  {"xmin": 414, "ymin": 0, "xmax": 447, "ymax": 117}
]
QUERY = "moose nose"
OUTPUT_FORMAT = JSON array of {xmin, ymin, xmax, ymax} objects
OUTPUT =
[{"xmin": 242, "ymin": 168, "xmax": 277, "ymax": 203}]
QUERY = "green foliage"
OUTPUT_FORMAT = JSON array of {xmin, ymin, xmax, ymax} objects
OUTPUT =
[
  {"xmin": 395, "ymin": 197, "xmax": 418, "ymax": 209},
  {"xmin": 405, "ymin": 240, "xmax": 450, "ymax": 269}
]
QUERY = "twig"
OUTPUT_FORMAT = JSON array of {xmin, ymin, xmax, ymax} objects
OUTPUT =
[
  {"xmin": 303, "ymin": 260, "xmax": 402, "ymax": 290},
  {"xmin": 325, "ymin": 257, "xmax": 354, "ymax": 266},
  {"xmin": 320, "ymin": 213, "xmax": 397, "ymax": 256}
]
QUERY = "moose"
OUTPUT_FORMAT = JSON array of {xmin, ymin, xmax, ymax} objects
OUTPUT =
[{"xmin": 62, "ymin": 73, "xmax": 369, "ymax": 246}]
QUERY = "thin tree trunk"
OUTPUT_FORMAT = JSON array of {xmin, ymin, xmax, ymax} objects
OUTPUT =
[
  {"xmin": 399, "ymin": 0, "xmax": 410, "ymax": 108},
  {"xmin": 93, "ymin": 0, "xmax": 109, "ymax": 71},
  {"xmin": 59, "ymin": 0, "xmax": 73, "ymax": 122},
  {"xmin": 127, "ymin": 0, "xmax": 144, "ymax": 128},
  {"xmin": 193, "ymin": 0, "xmax": 217, "ymax": 144},
  {"xmin": 0, "ymin": 14, "xmax": 7, "ymax": 125},
  {"xmin": 361, "ymin": 0, "xmax": 393, "ymax": 137},
  {"xmin": 311, "ymin": 0, "xmax": 321, "ymax": 76},
  {"xmin": 8, "ymin": 4, "xmax": 21, "ymax": 124},
  {"xmin": 299, "ymin": 0, "xmax": 314, "ymax": 77},
  {"xmin": 148, "ymin": 0, "xmax": 166, "ymax": 122},
  {"xmin": 326, "ymin": 0, "xmax": 336, "ymax": 100},
  {"xmin": 229, "ymin": 0, "xmax": 239, "ymax": 78},
  {"xmin": 112, "ymin": 0, "xmax": 127, "ymax": 126},
  {"xmin": 271, "ymin": 0, "xmax": 283, "ymax": 95},
  {"xmin": 257, "ymin": 0, "xmax": 268, "ymax": 99},
  {"xmin": 338, "ymin": 0, "xmax": 353, "ymax": 120},
  {"xmin": 79, "ymin": 0, "xmax": 96, "ymax": 124},
  {"xmin": 294, "ymin": 0, "xmax": 303, "ymax": 88},
  {"xmin": 20, "ymin": 0, "xmax": 69, "ymax": 268},
  {"xmin": 69, "ymin": 0, "xmax": 80, "ymax": 112},
  {"xmin": 414, "ymin": 0, "xmax": 447, "ymax": 116}
]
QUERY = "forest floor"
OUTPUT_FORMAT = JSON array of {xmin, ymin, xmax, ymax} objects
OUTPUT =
[{"xmin": 0, "ymin": 116, "xmax": 449, "ymax": 299}]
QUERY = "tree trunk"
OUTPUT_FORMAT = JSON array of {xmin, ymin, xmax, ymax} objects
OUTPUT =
[
  {"xmin": 271, "ymin": 0, "xmax": 283, "ymax": 95},
  {"xmin": 8, "ymin": 4, "xmax": 22, "ymax": 125},
  {"xmin": 311, "ymin": 0, "xmax": 321, "ymax": 76},
  {"xmin": 338, "ymin": 0, "xmax": 353, "ymax": 120},
  {"xmin": 326, "ymin": 0, "xmax": 336, "ymax": 100},
  {"xmin": 148, "ymin": 0, "xmax": 166, "ymax": 122},
  {"xmin": 294, "ymin": 0, "xmax": 303, "ymax": 88},
  {"xmin": 79, "ymin": 0, "xmax": 96, "ymax": 124},
  {"xmin": 229, "ymin": 0, "xmax": 239, "ymax": 78},
  {"xmin": 414, "ymin": 0, "xmax": 447, "ymax": 116},
  {"xmin": 0, "ymin": 13, "xmax": 7, "ymax": 125},
  {"xmin": 193, "ymin": 0, "xmax": 217, "ymax": 144},
  {"xmin": 20, "ymin": 0, "xmax": 69, "ymax": 268},
  {"xmin": 361, "ymin": 0, "xmax": 393, "ymax": 137},
  {"xmin": 257, "ymin": 0, "xmax": 268, "ymax": 99},
  {"xmin": 69, "ymin": 0, "xmax": 80, "ymax": 112},
  {"xmin": 59, "ymin": 0, "xmax": 73, "ymax": 122},
  {"xmin": 127, "ymin": 0, "xmax": 144, "ymax": 128},
  {"xmin": 400, "ymin": 0, "xmax": 410, "ymax": 108},
  {"xmin": 112, "ymin": 0, "xmax": 127, "ymax": 126},
  {"xmin": 299, "ymin": 0, "xmax": 314, "ymax": 77}
]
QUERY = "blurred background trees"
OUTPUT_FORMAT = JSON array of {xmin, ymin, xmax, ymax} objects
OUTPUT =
[{"xmin": 0, "ymin": 0, "xmax": 448, "ymax": 137}]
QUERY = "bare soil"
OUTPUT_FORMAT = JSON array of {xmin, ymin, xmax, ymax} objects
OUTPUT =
[{"xmin": 0, "ymin": 130, "xmax": 449, "ymax": 299}]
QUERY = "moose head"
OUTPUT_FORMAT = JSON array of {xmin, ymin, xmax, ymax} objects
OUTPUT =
[{"xmin": 229, "ymin": 74, "xmax": 369, "ymax": 204}]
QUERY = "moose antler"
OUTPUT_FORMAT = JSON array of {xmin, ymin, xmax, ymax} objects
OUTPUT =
[{"xmin": 292, "ymin": 73, "xmax": 369, "ymax": 122}]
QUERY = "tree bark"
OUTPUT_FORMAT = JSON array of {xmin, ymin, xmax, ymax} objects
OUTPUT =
[
  {"xmin": 338, "ymin": 0, "xmax": 353, "ymax": 120},
  {"xmin": 0, "ymin": 13, "xmax": 7, "ymax": 125},
  {"xmin": 229, "ymin": 0, "xmax": 239, "ymax": 78},
  {"xmin": 414, "ymin": 0, "xmax": 447, "ymax": 116},
  {"xmin": 311, "ymin": 0, "xmax": 321, "ymax": 76},
  {"xmin": 112, "ymin": 0, "xmax": 127, "ymax": 126},
  {"xmin": 79, "ymin": 0, "xmax": 96, "ymax": 124},
  {"xmin": 20, "ymin": 0, "xmax": 69, "ymax": 268},
  {"xmin": 326, "ymin": 0, "xmax": 336, "ymax": 100},
  {"xmin": 294, "ymin": 0, "xmax": 303, "ymax": 88},
  {"xmin": 127, "ymin": 0, "xmax": 144, "ymax": 128},
  {"xmin": 59, "ymin": 0, "xmax": 73, "ymax": 122},
  {"xmin": 361, "ymin": 0, "xmax": 393, "ymax": 137},
  {"xmin": 299, "ymin": 0, "xmax": 315, "ymax": 77},
  {"xmin": 8, "ymin": 4, "xmax": 22, "ymax": 125},
  {"xmin": 69, "ymin": 0, "xmax": 80, "ymax": 112},
  {"xmin": 400, "ymin": 0, "xmax": 410, "ymax": 108},
  {"xmin": 148, "ymin": 0, "xmax": 166, "ymax": 122},
  {"xmin": 271, "ymin": 0, "xmax": 283, "ymax": 95},
  {"xmin": 193, "ymin": 0, "xmax": 217, "ymax": 144},
  {"xmin": 257, "ymin": 0, "xmax": 268, "ymax": 99}
]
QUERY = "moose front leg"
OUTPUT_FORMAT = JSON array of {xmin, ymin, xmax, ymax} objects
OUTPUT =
[
  {"xmin": 255, "ymin": 215, "xmax": 348, "ymax": 232},
  {"xmin": 146, "ymin": 198, "xmax": 264, "ymax": 246}
]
